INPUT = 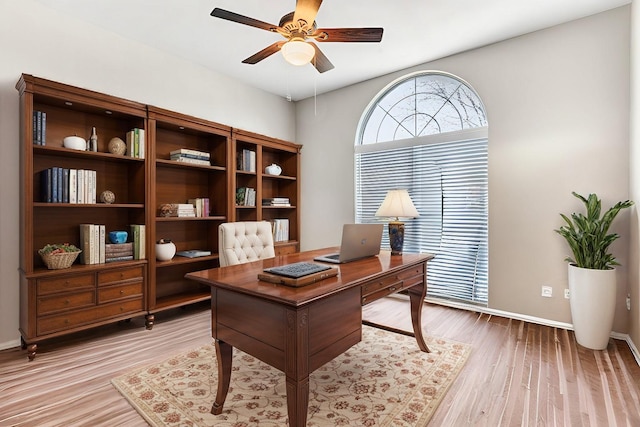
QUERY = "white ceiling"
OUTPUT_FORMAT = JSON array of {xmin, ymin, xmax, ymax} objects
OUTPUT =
[{"xmin": 34, "ymin": 0, "xmax": 630, "ymax": 101}]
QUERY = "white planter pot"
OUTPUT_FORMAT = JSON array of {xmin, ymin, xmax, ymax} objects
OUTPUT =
[
  {"xmin": 155, "ymin": 241, "xmax": 176, "ymax": 261},
  {"xmin": 568, "ymin": 264, "xmax": 617, "ymax": 350}
]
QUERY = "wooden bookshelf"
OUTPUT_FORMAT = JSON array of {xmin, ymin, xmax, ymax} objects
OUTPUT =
[
  {"xmin": 16, "ymin": 75, "xmax": 302, "ymax": 358},
  {"xmin": 16, "ymin": 74, "xmax": 149, "ymax": 360}
]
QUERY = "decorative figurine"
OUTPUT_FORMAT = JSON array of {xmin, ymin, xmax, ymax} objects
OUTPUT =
[
  {"xmin": 100, "ymin": 190, "xmax": 115, "ymax": 204},
  {"xmin": 108, "ymin": 137, "xmax": 126, "ymax": 155}
]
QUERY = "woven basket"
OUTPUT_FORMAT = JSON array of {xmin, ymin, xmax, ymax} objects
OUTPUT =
[{"xmin": 39, "ymin": 249, "xmax": 81, "ymax": 270}]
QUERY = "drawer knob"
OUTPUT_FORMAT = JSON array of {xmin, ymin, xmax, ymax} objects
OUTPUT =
[
  {"xmin": 120, "ymin": 273, "xmax": 125, "ymax": 279},
  {"xmin": 65, "ymin": 299, "xmax": 70, "ymax": 305},
  {"xmin": 389, "ymin": 286, "xmax": 396, "ymax": 292},
  {"xmin": 120, "ymin": 290, "xmax": 125, "ymax": 294},
  {"xmin": 64, "ymin": 319, "xmax": 69, "ymax": 324}
]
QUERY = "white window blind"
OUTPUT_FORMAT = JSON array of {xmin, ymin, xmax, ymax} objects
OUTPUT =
[{"xmin": 355, "ymin": 71, "xmax": 488, "ymax": 305}]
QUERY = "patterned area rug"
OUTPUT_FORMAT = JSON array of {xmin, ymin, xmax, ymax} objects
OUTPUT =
[{"xmin": 112, "ymin": 326, "xmax": 471, "ymax": 426}]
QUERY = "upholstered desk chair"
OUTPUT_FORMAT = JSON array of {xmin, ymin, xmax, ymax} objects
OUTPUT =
[{"xmin": 218, "ymin": 221, "xmax": 276, "ymax": 267}]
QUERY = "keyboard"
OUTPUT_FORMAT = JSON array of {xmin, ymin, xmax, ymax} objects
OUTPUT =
[{"xmin": 264, "ymin": 262, "xmax": 332, "ymax": 279}]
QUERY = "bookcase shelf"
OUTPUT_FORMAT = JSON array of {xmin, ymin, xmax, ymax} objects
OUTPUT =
[{"xmin": 16, "ymin": 75, "xmax": 302, "ymax": 359}]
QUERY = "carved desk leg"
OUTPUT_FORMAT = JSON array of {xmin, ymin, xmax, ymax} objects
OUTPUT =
[
  {"xmin": 211, "ymin": 339, "xmax": 232, "ymax": 415},
  {"xmin": 408, "ymin": 276, "xmax": 430, "ymax": 353},
  {"xmin": 27, "ymin": 343, "xmax": 37, "ymax": 361}
]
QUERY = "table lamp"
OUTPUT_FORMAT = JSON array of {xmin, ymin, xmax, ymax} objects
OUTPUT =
[{"xmin": 375, "ymin": 189, "xmax": 419, "ymax": 255}]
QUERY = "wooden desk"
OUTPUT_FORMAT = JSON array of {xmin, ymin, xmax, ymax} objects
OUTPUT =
[{"xmin": 185, "ymin": 248, "xmax": 434, "ymax": 427}]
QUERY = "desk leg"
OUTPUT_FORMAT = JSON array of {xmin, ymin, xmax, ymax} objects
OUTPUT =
[
  {"xmin": 286, "ymin": 376, "xmax": 310, "ymax": 427},
  {"xmin": 409, "ymin": 281, "xmax": 430, "ymax": 353},
  {"xmin": 211, "ymin": 339, "xmax": 232, "ymax": 415}
]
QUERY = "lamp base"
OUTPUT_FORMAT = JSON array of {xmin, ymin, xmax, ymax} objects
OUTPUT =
[{"xmin": 388, "ymin": 221, "xmax": 405, "ymax": 255}]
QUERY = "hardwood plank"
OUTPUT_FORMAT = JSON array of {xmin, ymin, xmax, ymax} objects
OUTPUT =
[{"xmin": 1, "ymin": 297, "xmax": 640, "ymax": 426}]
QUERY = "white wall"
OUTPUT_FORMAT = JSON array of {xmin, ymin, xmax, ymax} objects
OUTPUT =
[
  {"xmin": 0, "ymin": 0, "xmax": 296, "ymax": 349},
  {"xmin": 297, "ymin": 7, "xmax": 632, "ymax": 330}
]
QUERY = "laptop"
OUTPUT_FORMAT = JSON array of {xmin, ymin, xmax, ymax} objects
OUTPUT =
[{"xmin": 314, "ymin": 223, "xmax": 384, "ymax": 264}]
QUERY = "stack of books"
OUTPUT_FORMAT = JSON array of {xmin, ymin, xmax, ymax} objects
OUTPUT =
[
  {"xmin": 187, "ymin": 198, "xmax": 210, "ymax": 217},
  {"xmin": 271, "ymin": 219, "xmax": 290, "ymax": 242},
  {"xmin": 159, "ymin": 203, "xmax": 196, "ymax": 217},
  {"xmin": 237, "ymin": 149, "xmax": 256, "ymax": 172},
  {"xmin": 129, "ymin": 224, "xmax": 146, "ymax": 260},
  {"xmin": 40, "ymin": 168, "xmax": 97, "ymax": 204},
  {"xmin": 125, "ymin": 128, "xmax": 145, "ymax": 158},
  {"xmin": 236, "ymin": 187, "xmax": 256, "ymax": 206},
  {"xmin": 79, "ymin": 224, "xmax": 106, "ymax": 265},
  {"xmin": 105, "ymin": 242, "xmax": 134, "ymax": 263},
  {"xmin": 170, "ymin": 148, "xmax": 210, "ymax": 166},
  {"xmin": 262, "ymin": 197, "xmax": 291, "ymax": 207},
  {"xmin": 32, "ymin": 110, "xmax": 47, "ymax": 145}
]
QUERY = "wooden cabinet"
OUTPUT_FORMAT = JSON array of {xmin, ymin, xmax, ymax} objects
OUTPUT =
[
  {"xmin": 231, "ymin": 129, "xmax": 301, "ymax": 254},
  {"xmin": 146, "ymin": 107, "xmax": 231, "ymax": 320},
  {"xmin": 17, "ymin": 74, "xmax": 149, "ymax": 360},
  {"xmin": 16, "ymin": 75, "xmax": 301, "ymax": 358}
]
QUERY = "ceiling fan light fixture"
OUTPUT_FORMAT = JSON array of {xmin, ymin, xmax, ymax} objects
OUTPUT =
[{"xmin": 281, "ymin": 40, "xmax": 315, "ymax": 66}]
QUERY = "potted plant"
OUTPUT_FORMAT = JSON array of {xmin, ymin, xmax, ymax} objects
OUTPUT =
[{"xmin": 555, "ymin": 192, "xmax": 633, "ymax": 350}]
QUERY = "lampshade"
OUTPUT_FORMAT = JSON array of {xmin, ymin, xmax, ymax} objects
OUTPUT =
[
  {"xmin": 375, "ymin": 189, "xmax": 419, "ymax": 220},
  {"xmin": 281, "ymin": 40, "xmax": 315, "ymax": 66}
]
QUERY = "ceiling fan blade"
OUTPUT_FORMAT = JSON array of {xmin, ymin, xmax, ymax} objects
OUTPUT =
[
  {"xmin": 211, "ymin": 8, "xmax": 277, "ymax": 32},
  {"xmin": 310, "ymin": 43, "xmax": 334, "ymax": 73},
  {"xmin": 293, "ymin": 0, "xmax": 323, "ymax": 27},
  {"xmin": 315, "ymin": 27, "xmax": 384, "ymax": 43},
  {"xmin": 242, "ymin": 41, "xmax": 286, "ymax": 64}
]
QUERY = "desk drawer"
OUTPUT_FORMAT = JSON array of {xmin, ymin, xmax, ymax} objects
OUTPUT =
[
  {"xmin": 361, "ymin": 264, "xmax": 424, "ymax": 305},
  {"xmin": 37, "ymin": 274, "xmax": 95, "ymax": 296},
  {"xmin": 37, "ymin": 290, "xmax": 96, "ymax": 316}
]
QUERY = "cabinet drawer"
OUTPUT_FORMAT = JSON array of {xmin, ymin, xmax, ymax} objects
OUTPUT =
[
  {"xmin": 98, "ymin": 266, "xmax": 143, "ymax": 286},
  {"xmin": 37, "ymin": 274, "xmax": 95, "ymax": 296},
  {"xmin": 38, "ymin": 307, "xmax": 99, "ymax": 335},
  {"xmin": 95, "ymin": 299, "xmax": 143, "ymax": 319},
  {"xmin": 275, "ymin": 244, "xmax": 297, "ymax": 256},
  {"xmin": 37, "ymin": 290, "xmax": 96, "ymax": 316},
  {"xmin": 98, "ymin": 282, "xmax": 143, "ymax": 303}
]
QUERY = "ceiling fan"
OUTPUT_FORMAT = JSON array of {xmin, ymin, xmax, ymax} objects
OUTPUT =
[{"xmin": 210, "ymin": 0, "xmax": 383, "ymax": 73}]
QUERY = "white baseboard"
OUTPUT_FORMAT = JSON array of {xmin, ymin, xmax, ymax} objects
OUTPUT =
[
  {"xmin": 0, "ymin": 337, "xmax": 21, "ymax": 351},
  {"xmin": 388, "ymin": 294, "xmax": 640, "ymax": 366}
]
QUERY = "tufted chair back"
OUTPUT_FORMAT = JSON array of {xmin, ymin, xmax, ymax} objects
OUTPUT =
[{"xmin": 218, "ymin": 221, "xmax": 275, "ymax": 267}]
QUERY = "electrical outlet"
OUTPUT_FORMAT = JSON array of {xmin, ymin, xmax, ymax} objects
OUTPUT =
[
  {"xmin": 564, "ymin": 289, "xmax": 570, "ymax": 299},
  {"xmin": 627, "ymin": 295, "xmax": 631, "ymax": 311},
  {"xmin": 541, "ymin": 286, "xmax": 553, "ymax": 298}
]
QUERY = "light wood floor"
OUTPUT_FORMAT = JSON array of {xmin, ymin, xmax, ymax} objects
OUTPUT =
[{"xmin": 1, "ymin": 297, "xmax": 639, "ymax": 426}]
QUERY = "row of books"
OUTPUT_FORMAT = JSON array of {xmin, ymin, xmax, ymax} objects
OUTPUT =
[
  {"xmin": 170, "ymin": 148, "xmax": 210, "ymax": 166},
  {"xmin": 125, "ymin": 128, "xmax": 145, "ymax": 159},
  {"xmin": 40, "ymin": 167, "xmax": 97, "ymax": 204},
  {"xmin": 79, "ymin": 224, "xmax": 145, "ymax": 264},
  {"xmin": 236, "ymin": 187, "xmax": 256, "ymax": 206},
  {"xmin": 33, "ymin": 110, "xmax": 47, "ymax": 145},
  {"xmin": 237, "ymin": 149, "xmax": 256, "ymax": 172},
  {"xmin": 271, "ymin": 219, "xmax": 290, "ymax": 242},
  {"xmin": 262, "ymin": 197, "xmax": 291, "ymax": 207}
]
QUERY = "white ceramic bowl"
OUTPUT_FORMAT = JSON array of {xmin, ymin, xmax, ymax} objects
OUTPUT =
[
  {"xmin": 63, "ymin": 135, "xmax": 87, "ymax": 151},
  {"xmin": 155, "ymin": 241, "xmax": 176, "ymax": 261}
]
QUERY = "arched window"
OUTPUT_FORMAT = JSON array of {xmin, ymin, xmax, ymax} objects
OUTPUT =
[{"xmin": 355, "ymin": 71, "xmax": 488, "ymax": 304}]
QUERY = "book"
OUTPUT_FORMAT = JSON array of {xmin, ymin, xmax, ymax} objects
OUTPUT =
[
  {"xmin": 138, "ymin": 128, "xmax": 145, "ymax": 159},
  {"xmin": 79, "ymin": 224, "xmax": 93, "ymax": 264},
  {"xmin": 170, "ymin": 148, "xmax": 210, "ymax": 159},
  {"xmin": 62, "ymin": 168, "xmax": 69, "ymax": 203},
  {"xmin": 77, "ymin": 169, "xmax": 85, "ymax": 204},
  {"xmin": 40, "ymin": 168, "xmax": 52, "ymax": 202},
  {"xmin": 130, "ymin": 224, "xmax": 146, "ymax": 260},
  {"xmin": 41, "ymin": 111, "xmax": 46, "ymax": 145},
  {"xmin": 176, "ymin": 250, "xmax": 212, "ymax": 258},
  {"xmin": 271, "ymin": 219, "xmax": 290, "ymax": 242},
  {"xmin": 99, "ymin": 225, "xmax": 105, "ymax": 264},
  {"xmin": 171, "ymin": 156, "xmax": 210, "ymax": 166},
  {"xmin": 51, "ymin": 166, "xmax": 59, "ymax": 203},
  {"xmin": 258, "ymin": 267, "xmax": 339, "ymax": 287},
  {"xmin": 69, "ymin": 169, "xmax": 77, "ymax": 204},
  {"xmin": 105, "ymin": 255, "xmax": 134, "ymax": 263}
]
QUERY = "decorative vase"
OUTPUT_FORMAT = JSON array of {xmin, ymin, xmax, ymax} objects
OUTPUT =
[
  {"xmin": 568, "ymin": 264, "xmax": 617, "ymax": 350},
  {"xmin": 265, "ymin": 164, "xmax": 282, "ymax": 176},
  {"xmin": 155, "ymin": 239, "xmax": 176, "ymax": 261},
  {"xmin": 89, "ymin": 127, "xmax": 98, "ymax": 151},
  {"xmin": 63, "ymin": 135, "xmax": 86, "ymax": 151}
]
